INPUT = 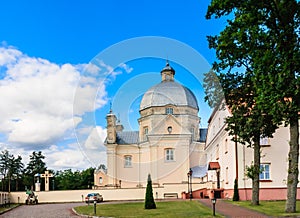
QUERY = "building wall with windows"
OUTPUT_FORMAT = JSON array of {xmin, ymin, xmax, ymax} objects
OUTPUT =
[{"xmin": 205, "ymin": 103, "xmax": 300, "ymax": 200}]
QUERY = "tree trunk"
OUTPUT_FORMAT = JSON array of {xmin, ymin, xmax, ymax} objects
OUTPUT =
[
  {"xmin": 252, "ymin": 136, "xmax": 260, "ymax": 205},
  {"xmin": 8, "ymin": 176, "xmax": 11, "ymax": 193},
  {"xmin": 16, "ymin": 178, "xmax": 18, "ymax": 191},
  {"xmin": 285, "ymin": 117, "xmax": 299, "ymax": 213}
]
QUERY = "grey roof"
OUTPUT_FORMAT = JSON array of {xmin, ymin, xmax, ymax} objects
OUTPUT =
[
  {"xmin": 191, "ymin": 165, "xmax": 207, "ymax": 178},
  {"xmin": 116, "ymin": 131, "xmax": 139, "ymax": 144},
  {"xmin": 140, "ymin": 81, "xmax": 199, "ymax": 111},
  {"xmin": 161, "ymin": 62, "xmax": 175, "ymax": 74},
  {"xmin": 199, "ymin": 128, "xmax": 208, "ymax": 143}
]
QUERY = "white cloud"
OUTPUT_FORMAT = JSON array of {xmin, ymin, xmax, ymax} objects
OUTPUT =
[
  {"xmin": 0, "ymin": 45, "xmax": 134, "ymax": 170},
  {"xmin": 84, "ymin": 126, "xmax": 106, "ymax": 150},
  {"xmin": 119, "ymin": 63, "xmax": 133, "ymax": 73},
  {"xmin": 0, "ymin": 46, "xmax": 107, "ymax": 149}
]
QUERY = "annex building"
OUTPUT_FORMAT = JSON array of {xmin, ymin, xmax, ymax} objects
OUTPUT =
[{"xmin": 94, "ymin": 62, "xmax": 300, "ymax": 200}]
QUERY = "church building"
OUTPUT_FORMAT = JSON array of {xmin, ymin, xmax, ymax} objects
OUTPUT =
[{"xmin": 95, "ymin": 62, "xmax": 207, "ymax": 188}]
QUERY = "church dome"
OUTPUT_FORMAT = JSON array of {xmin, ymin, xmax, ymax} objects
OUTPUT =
[{"xmin": 140, "ymin": 62, "xmax": 198, "ymax": 111}]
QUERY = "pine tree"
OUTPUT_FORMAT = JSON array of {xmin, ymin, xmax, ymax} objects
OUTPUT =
[
  {"xmin": 232, "ymin": 179, "xmax": 239, "ymax": 201},
  {"xmin": 144, "ymin": 174, "xmax": 156, "ymax": 209}
]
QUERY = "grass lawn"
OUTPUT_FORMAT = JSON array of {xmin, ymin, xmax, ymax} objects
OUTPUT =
[
  {"xmin": 0, "ymin": 204, "xmax": 19, "ymax": 214},
  {"xmin": 74, "ymin": 200, "xmax": 223, "ymax": 218},
  {"xmin": 228, "ymin": 200, "xmax": 300, "ymax": 217}
]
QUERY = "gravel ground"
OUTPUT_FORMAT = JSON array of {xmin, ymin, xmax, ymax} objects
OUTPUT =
[{"xmin": 1, "ymin": 202, "xmax": 87, "ymax": 218}]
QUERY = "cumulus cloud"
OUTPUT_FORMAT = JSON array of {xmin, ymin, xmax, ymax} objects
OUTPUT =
[
  {"xmin": 0, "ymin": 45, "xmax": 132, "ymax": 170},
  {"xmin": 119, "ymin": 63, "xmax": 133, "ymax": 73},
  {"xmin": 0, "ymin": 46, "xmax": 107, "ymax": 149},
  {"xmin": 84, "ymin": 126, "xmax": 106, "ymax": 150}
]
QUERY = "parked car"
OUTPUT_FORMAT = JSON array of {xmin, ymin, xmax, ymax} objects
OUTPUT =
[{"xmin": 85, "ymin": 193, "xmax": 103, "ymax": 203}]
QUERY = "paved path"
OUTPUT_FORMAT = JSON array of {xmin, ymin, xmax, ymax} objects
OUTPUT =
[
  {"xmin": 199, "ymin": 199, "xmax": 270, "ymax": 218},
  {"xmin": 1, "ymin": 203, "xmax": 86, "ymax": 218}
]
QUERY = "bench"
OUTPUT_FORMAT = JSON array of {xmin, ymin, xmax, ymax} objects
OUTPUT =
[{"xmin": 163, "ymin": 193, "xmax": 178, "ymax": 199}]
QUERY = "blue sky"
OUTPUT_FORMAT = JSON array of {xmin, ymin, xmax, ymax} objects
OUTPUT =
[{"xmin": 0, "ymin": 0, "xmax": 226, "ymax": 170}]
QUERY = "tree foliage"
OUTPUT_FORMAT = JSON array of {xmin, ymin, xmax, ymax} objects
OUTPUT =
[
  {"xmin": 55, "ymin": 167, "xmax": 95, "ymax": 190},
  {"xmin": 24, "ymin": 151, "xmax": 47, "ymax": 189},
  {"xmin": 0, "ymin": 150, "xmax": 24, "ymax": 192},
  {"xmin": 144, "ymin": 174, "xmax": 156, "ymax": 209},
  {"xmin": 205, "ymin": 0, "xmax": 300, "ymax": 211}
]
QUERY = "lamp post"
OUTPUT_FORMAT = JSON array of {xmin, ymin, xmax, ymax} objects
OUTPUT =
[
  {"xmin": 94, "ymin": 199, "xmax": 97, "ymax": 215},
  {"xmin": 211, "ymin": 198, "xmax": 217, "ymax": 216},
  {"xmin": 187, "ymin": 168, "xmax": 193, "ymax": 200},
  {"xmin": 187, "ymin": 172, "xmax": 190, "ymax": 199}
]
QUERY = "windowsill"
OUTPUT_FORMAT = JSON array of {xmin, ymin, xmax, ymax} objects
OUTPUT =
[
  {"xmin": 124, "ymin": 166, "xmax": 132, "ymax": 168},
  {"xmin": 165, "ymin": 160, "xmax": 176, "ymax": 163},
  {"xmin": 260, "ymin": 179, "xmax": 272, "ymax": 182}
]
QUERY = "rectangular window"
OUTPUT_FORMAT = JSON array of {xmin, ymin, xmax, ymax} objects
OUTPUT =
[
  {"xmin": 124, "ymin": 155, "xmax": 132, "ymax": 168},
  {"xmin": 143, "ymin": 127, "xmax": 148, "ymax": 141},
  {"xmin": 165, "ymin": 148, "xmax": 174, "ymax": 161},
  {"xmin": 165, "ymin": 108, "xmax": 173, "ymax": 114},
  {"xmin": 225, "ymin": 167, "xmax": 229, "ymax": 184},
  {"xmin": 260, "ymin": 164, "xmax": 270, "ymax": 180},
  {"xmin": 224, "ymin": 139, "xmax": 228, "ymax": 154},
  {"xmin": 260, "ymin": 137, "xmax": 269, "ymax": 146}
]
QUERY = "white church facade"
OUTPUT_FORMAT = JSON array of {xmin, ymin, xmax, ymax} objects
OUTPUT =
[{"xmin": 94, "ymin": 63, "xmax": 300, "ymax": 200}]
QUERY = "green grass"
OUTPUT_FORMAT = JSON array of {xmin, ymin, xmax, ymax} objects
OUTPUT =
[
  {"xmin": 0, "ymin": 204, "xmax": 19, "ymax": 214},
  {"xmin": 228, "ymin": 200, "xmax": 300, "ymax": 217},
  {"xmin": 74, "ymin": 200, "xmax": 223, "ymax": 218}
]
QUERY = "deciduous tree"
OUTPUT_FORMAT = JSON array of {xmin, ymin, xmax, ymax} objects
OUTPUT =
[{"xmin": 205, "ymin": 0, "xmax": 300, "ymax": 212}]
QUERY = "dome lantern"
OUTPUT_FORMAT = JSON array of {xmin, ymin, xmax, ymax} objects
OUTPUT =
[{"xmin": 161, "ymin": 60, "xmax": 175, "ymax": 81}]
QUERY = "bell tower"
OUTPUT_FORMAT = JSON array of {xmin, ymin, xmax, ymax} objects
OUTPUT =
[{"xmin": 106, "ymin": 109, "xmax": 117, "ymax": 144}]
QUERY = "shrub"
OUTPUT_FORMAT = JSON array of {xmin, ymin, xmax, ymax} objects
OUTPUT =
[{"xmin": 144, "ymin": 174, "xmax": 156, "ymax": 209}]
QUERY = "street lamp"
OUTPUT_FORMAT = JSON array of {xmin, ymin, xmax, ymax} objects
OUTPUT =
[
  {"xmin": 187, "ymin": 172, "xmax": 190, "ymax": 199},
  {"xmin": 211, "ymin": 198, "xmax": 217, "ymax": 216},
  {"xmin": 187, "ymin": 168, "xmax": 193, "ymax": 200}
]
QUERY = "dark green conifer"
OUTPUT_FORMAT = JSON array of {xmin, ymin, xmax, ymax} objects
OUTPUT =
[{"xmin": 144, "ymin": 174, "xmax": 156, "ymax": 209}]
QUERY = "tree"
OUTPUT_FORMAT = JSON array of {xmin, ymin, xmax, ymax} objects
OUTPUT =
[
  {"xmin": 55, "ymin": 168, "xmax": 95, "ymax": 190},
  {"xmin": 25, "ymin": 151, "xmax": 47, "ymax": 189},
  {"xmin": 144, "ymin": 174, "xmax": 156, "ymax": 209},
  {"xmin": 8, "ymin": 155, "xmax": 24, "ymax": 192},
  {"xmin": 206, "ymin": 0, "xmax": 300, "ymax": 211},
  {"xmin": 0, "ymin": 150, "xmax": 13, "ymax": 191},
  {"xmin": 233, "ymin": 178, "xmax": 239, "ymax": 201},
  {"xmin": 0, "ymin": 150, "xmax": 24, "ymax": 192},
  {"xmin": 204, "ymin": 67, "xmax": 277, "ymax": 206}
]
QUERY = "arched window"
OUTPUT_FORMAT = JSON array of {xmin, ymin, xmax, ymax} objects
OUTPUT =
[{"xmin": 99, "ymin": 177, "xmax": 103, "ymax": 184}]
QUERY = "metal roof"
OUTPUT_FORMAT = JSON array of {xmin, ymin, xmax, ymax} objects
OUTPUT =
[
  {"xmin": 140, "ymin": 81, "xmax": 199, "ymax": 111},
  {"xmin": 199, "ymin": 128, "xmax": 208, "ymax": 143},
  {"xmin": 191, "ymin": 165, "xmax": 207, "ymax": 178},
  {"xmin": 116, "ymin": 131, "xmax": 139, "ymax": 144}
]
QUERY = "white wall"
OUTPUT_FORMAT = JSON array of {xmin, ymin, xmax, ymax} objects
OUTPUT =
[{"xmin": 9, "ymin": 183, "xmax": 207, "ymax": 204}]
